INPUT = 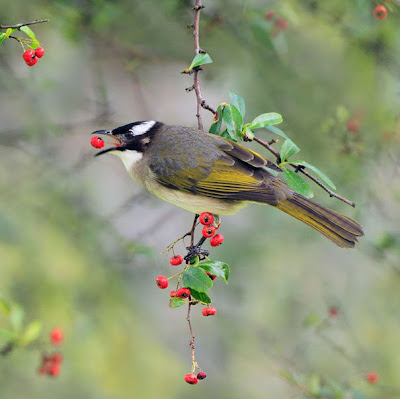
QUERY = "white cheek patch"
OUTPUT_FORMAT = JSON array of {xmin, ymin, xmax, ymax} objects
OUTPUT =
[{"xmin": 129, "ymin": 121, "xmax": 156, "ymax": 136}]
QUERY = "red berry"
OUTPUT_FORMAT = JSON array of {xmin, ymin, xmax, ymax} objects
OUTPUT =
[
  {"xmin": 202, "ymin": 306, "xmax": 217, "ymax": 316},
  {"xmin": 210, "ymin": 233, "xmax": 224, "ymax": 247},
  {"xmin": 184, "ymin": 373, "xmax": 198, "ymax": 385},
  {"xmin": 197, "ymin": 371, "xmax": 207, "ymax": 380},
  {"xmin": 156, "ymin": 275, "xmax": 168, "ymax": 289},
  {"xmin": 49, "ymin": 352, "xmax": 63, "ymax": 364},
  {"xmin": 26, "ymin": 56, "xmax": 38, "ymax": 67},
  {"xmin": 329, "ymin": 307, "xmax": 339, "ymax": 318},
  {"xmin": 206, "ymin": 271, "xmax": 216, "ymax": 280},
  {"xmin": 50, "ymin": 327, "xmax": 64, "ymax": 345},
  {"xmin": 169, "ymin": 255, "xmax": 183, "ymax": 266},
  {"xmin": 265, "ymin": 10, "xmax": 276, "ymax": 21},
  {"xmin": 176, "ymin": 287, "xmax": 191, "ymax": 298},
  {"xmin": 22, "ymin": 49, "xmax": 35, "ymax": 62},
  {"xmin": 90, "ymin": 136, "xmax": 105, "ymax": 149},
  {"xmin": 373, "ymin": 5, "xmax": 387, "ymax": 20},
  {"xmin": 199, "ymin": 212, "xmax": 214, "ymax": 226},
  {"xmin": 366, "ymin": 372, "xmax": 379, "ymax": 384},
  {"xmin": 48, "ymin": 362, "xmax": 61, "ymax": 377},
  {"xmin": 276, "ymin": 17, "xmax": 288, "ymax": 29},
  {"xmin": 202, "ymin": 225, "xmax": 216, "ymax": 238},
  {"xmin": 170, "ymin": 290, "xmax": 177, "ymax": 298},
  {"xmin": 35, "ymin": 47, "xmax": 45, "ymax": 58},
  {"xmin": 346, "ymin": 119, "xmax": 360, "ymax": 133}
]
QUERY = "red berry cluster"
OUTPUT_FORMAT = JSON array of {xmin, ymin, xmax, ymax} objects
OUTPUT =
[
  {"xmin": 38, "ymin": 327, "xmax": 64, "ymax": 377},
  {"xmin": 373, "ymin": 5, "xmax": 387, "ymax": 20},
  {"xmin": 265, "ymin": 10, "xmax": 288, "ymax": 38},
  {"xmin": 346, "ymin": 119, "xmax": 360, "ymax": 133},
  {"xmin": 184, "ymin": 371, "xmax": 207, "ymax": 385},
  {"xmin": 22, "ymin": 47, "xmax": 45, "ymax": 67},
  {"xmin": 199, "ymin": 212, "xmax": 224, "ymax": 247}
]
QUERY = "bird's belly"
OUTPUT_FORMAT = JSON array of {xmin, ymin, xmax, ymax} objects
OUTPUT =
[{"xmin": 144, "ymin": 180, "xmax": 247, "ymax": 215}]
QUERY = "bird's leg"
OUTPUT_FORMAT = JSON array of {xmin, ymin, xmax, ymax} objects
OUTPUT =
[
  {"xmin": 184, "ymin": 236, "xmax": 209, "ymax": 262},
  {"xmin": 185, "ymin": 214, "xmax": 209, "ymax": 261}
]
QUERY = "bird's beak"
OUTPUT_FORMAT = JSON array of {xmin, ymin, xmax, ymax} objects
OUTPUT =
[{"xmin": 91, "ymin": 129, "xmax": 124, "ymax": 156}]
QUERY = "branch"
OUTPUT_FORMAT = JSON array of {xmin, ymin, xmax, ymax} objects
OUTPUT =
[
  {"xmin": 0, "ymin": 19, "xmax": 49, "ymax": 29},
  {"xmin": 253, "ymin": 136, "xmax": 356, "ymax": 207}
]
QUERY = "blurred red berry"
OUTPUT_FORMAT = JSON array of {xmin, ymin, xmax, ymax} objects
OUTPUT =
[
  {"xmin": 199, "ymin": 212, "xmax": 213, "ymax": 226},
  {"xmin": 184, "ymin": 373, "xmax": 198, "ymax": 385},
  {"xmin": 329, "ymin": 307, "xmax": 339, "ymax": 318},
  {"xmin": 170, "ymin": 290, "xmax": 177, "ymax": 298},
  {"xmin": 276, "ymin": 17, "xmax": 288, "ymax": 29},
  {"xmin": 346, "ymin": 119, "xmax": 360, "ymax": 133},
  {"xmin": 35, "ymin": 47, "xmax": 45, "ymax": 58},
  {"xmin": 49, "ymin": 352, "xmax": 63, "ymax": 364},
  {"xmin": 176, "ymin": 287, "xmax": 191, "ymax": 298},
  {"xmin": 210, "ymin": 233, "xmax": 224, "ymax": 247},
  {"xmin": 265, "ymin": 10, "xmax": 276, "ymax": 21},
  {"xmin": 48, "ymin": 363, "xmax": 61, "ymax": 377},
  {"xmin": 26, "ymin": 56, "xmax": 38, "ymax": 67},
  {"xmin": 22, "ymin": 49, "xmax": 35, "ymax": 62},
  {"xmin": 206, "ymin": 271, "xmax": 217, "ymax": 280},
  {"xmin": 170, "ymin": 255, "xmax": 183, "ymax": 266},
  {"xmin": 197, "ymin": 371, "xmax": 207, "ymax": 380},
  {"xmin": 202, "ymin": 225, "xmax": 216, "ymax": 238},
  {"xmin": 373, "ymin": 5, "xmax": 387, "ymax": 20},
  {"xmin": 50, "ymin": 327, "xmax": 64, "ymax": 345},
  {"xmin": 366, "ymin": 372, "xmax": 379, "ymax": 384},
  {"xmin": 202, "ymin": 306, "xmax": 217, "ymax": 316},
  {"xmin": 38, "ymin": 365, "xmax": 48, "ymax": 375},
  {"xmin": 90, "ymin": 136, "xmax": 105, "ymax": 149},
  {"xmin": 156, "ymin": 275, "xmax": 168, "ymax": 289}
]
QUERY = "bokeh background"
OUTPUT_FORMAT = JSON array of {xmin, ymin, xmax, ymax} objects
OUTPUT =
[{"xmin": 1, "ymin": 0, "xmax": 400, "ymax": 398}]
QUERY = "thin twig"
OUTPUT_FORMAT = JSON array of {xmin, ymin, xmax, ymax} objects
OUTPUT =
[
  {"xmin": 0, "ymin": 19, "xmax": 49, "ymax": 29},
  {"xmin": 254, "ymin": 136, "xmax": 356, "ymax": 207},
  {"xmin": 186, "ymin": 302, "xmax": 196, "ymax": 371}
]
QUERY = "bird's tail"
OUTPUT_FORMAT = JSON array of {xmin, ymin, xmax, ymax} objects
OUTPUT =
[{"xmin": 275, "ymin": 193, "xmax": 364, "ymax": 248}]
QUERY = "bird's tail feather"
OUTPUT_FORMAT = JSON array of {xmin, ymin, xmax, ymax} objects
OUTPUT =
[{"xmin": 276, "ymin": 193, "xmax": 364, "ymax": 248}]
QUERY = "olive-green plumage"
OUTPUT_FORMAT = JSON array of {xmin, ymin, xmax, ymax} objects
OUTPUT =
[{"xmin": 94, "ymin": 122, "xmax": 364, "ymax": 248}]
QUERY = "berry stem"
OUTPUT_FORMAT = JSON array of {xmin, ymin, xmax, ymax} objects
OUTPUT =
[
  {"xmin": 186, "ymin": 301, "xmax": 197, "ymax": 373},
  {"xmin": 0, "ymin": 19, "xmax": 49, "ymax": 29}
]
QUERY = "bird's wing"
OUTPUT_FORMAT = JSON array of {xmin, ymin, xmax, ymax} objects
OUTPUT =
[{"xmin": 149, "ymin": 135, "xmax": 290, "ymax": 205}]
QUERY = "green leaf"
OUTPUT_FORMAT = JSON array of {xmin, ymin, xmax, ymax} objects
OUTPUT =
[
  {"xmin": 289, "ymin": 160, "xmax": 337, "ymax": 190},
  {"xmin": 282, "ymin": 168, "xmax": 314, "ymax": 198},
  {"xmin": 0, "ymin": 298, "xmax": 10, "ymax": 314},
  {"xmin": 21, "ymin": 321, "xmax": 42, "ymax": 345},
  {"xmin": 0, "ymin": 33, "xmax": 6, "ymax": 46},
  {"xmin": 265, "ymin": 125, "xmax": 290, "ymax": 140},
  {"xmin": 0, "ymin": 329, "xmax": 15, "ymax": 341},
  {"xmin": 10, "ymin": 305, "xmax": 25, "ymax": 333},
  {"xmin": 302, "ymin": 312, "xmax": 322, "ymax": 327},
  {"xmin": 200, "ymin": 260, "xmax": 230, "ymax": 282},
  {"xmin": 190, "ymin": 289, "xmax": 211, "ymax": 304},
  {"xmin": 250, "ymin": 18, "xmax": 274, "ymax": 50},
  {"xmin": 182, "ymin": 266, "xmax": 213, "ymax": 293},
  {"xmin": 189, "ymin": 52, "xmax": 213, "ymax": 70},
  {"xmin": 223, "ymin": 104, "xmax": 243, "ymax": 141},
  {"xmin": 209, "ymin": 105, "xmax": 223, "ymax": 135},
  {"xmin": 229, "ymin": 91, "xmax": 246, "ymax": 117},
  {"xmin": 249, "ymin": 112, "xmax": 283, "ymax": 129},
  {"xmin": 20, "ymin": 26, "xmax": 39, "ymax": 47},
  {"xmin": 308, "ymin": 374, "xmax": 321, "ymax": 395},
  {"xmin": 280, "ymin": 139, "xmax": 300, "ymax": 162},
  {"xmin": 169, "ymin": 297, "xmax": 186, "ymax": 308}
]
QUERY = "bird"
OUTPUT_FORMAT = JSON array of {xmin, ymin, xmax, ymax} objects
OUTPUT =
[{"xmin": 92, "ymin": 121, "xmax": 364, "ymax": 248}]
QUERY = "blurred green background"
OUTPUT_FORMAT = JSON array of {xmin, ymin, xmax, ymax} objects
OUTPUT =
[{"xmin": 1, "ymin": 0, "xmax": 400, "ymax": 398}]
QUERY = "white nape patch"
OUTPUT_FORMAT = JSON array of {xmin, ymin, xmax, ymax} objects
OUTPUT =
[
  {"xmin": 129, "ymin": 121, "xmax": 156, "ymax": 136},
  {"xmin": 113, "ymin": 149, "xmax": 143, "ymax": 177}
]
